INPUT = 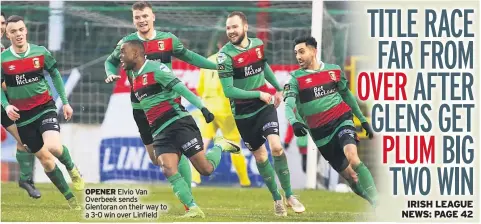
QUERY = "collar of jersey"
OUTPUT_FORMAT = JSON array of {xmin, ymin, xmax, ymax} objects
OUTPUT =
[
  {"xmin": 233, "ymin": 38, "xmax": 252, "ymax": 51},
  {"xmin": 134, "ymin": 60, "xmax": 150, "ymax": 75},
  {"xmin": 9, "ymin": 43, "xmax": 31, "ymax": 58},
  {"xmin": 136, "ymin": 30, "xmax": 157, "ymax": 41},
  {"xmin": 305, "ymin": 61, "xmax": 325, "ymax": 72}
]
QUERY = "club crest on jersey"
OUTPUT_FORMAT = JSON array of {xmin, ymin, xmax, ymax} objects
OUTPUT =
[
  {"xmin": 142, "ymin": 74, "xmax": 148, "ymax": 85},
  {"xmin": 158, "ymin": 41, "xmax": 165, "ymax": 50},
  {"xmin": 255, "ymin": 48, "xmax": 262, "ymax": 59},
  {"xmin": 33, "ymin": 58, "xmax": 40, "ymax": 68},
  {"xmin": 329, "ymin": 71, "xmax": 336, "ymax": 81}
]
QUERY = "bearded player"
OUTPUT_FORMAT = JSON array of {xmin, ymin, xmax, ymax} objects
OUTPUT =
[
  {"xmin": 104, "ymin": 2, "xmax": 218, "ymax": 209},
  {"xmin": 217, "ymin": 11, "xmax": 305, "ymax": 216},
  {"xmin": 284, "ymin": 36, "xmax": 378, "ymax": 207},
  {"xmin": 192, "ymin": 38, "xmax": 251, "ymax": 187},
  {"xmin": 1, "ymin": 15, "xmax": 84, "ymax": 209},
  {"xmin": 0, "ymin": 12, "xmax": 41, "ymax": 199}
]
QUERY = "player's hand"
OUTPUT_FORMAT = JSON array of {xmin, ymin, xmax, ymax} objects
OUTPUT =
[
  {"xmin": 274, "ymin": 91, "xmax": 283, "ymax": 108},
  {"xmin": 361, "ymin": 122, "xmax": 374, "ymax": 139},
  {"xmin": 259, "ymin": 92, "xmax": 272, "ymax": 104},
  {"xmin": 5, "ymin": 105, "xmax": 20, "ymax": 121},
  {"xmin": 105, "ymin": 75, "xmax": 120, "ymax": 83},
  {"xmin": 201, "ymin": 107, "xmax": 215, "ymax": 123},
  {"xmin": 293, "ymin": 122, "xmax": 308, "ymax": 137},
  {"xmin": 63, "ymin": 104, "xmax": 73, "ymax": 121}
]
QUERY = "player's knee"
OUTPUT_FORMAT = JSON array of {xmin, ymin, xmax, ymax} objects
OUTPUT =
[
  {"xmin": 160, "ymin": 164, "xmax": 177, "ymax": 177},
  {"xmin": 36, "ymin": 150, "xmax": 56, "ymax": 170},
  {"xmin": 16, "ymin": 143, "xmax": 27, "ymax": 151},
  {"xmin": 270, "ymin": 143, "xmax": 284, "ymax": 156},
  {"xmin": 45, "ymin": 142, "xmax": 63, "ymax": 155}
]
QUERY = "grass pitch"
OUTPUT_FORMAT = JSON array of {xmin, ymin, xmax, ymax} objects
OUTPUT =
[{"xmin": 2, "ymin": 182, "xmax": 373, "ymax": 222}]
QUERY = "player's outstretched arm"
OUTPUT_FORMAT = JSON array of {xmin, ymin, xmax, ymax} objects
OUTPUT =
[
  {"xmin": 172, "ymin": 82, "xmax": 205, "ymax": 110},
  {"xmin": 49, "ymin": 69, "xmax": 69, "ymax": 105},
  {"xmin": 171, "ymin": 34, "xmax": 216, "ymax": 70},
  {"xmin": 219, "ymin": 77, "xmax": 260, "ymax": 99},
  {"xmin": 104, "ymin": 40, "xmax": 122, "ymax": 83},
  {"xmin": 264, "ymin": 62, "xmax": 282, "ymax": 91}
]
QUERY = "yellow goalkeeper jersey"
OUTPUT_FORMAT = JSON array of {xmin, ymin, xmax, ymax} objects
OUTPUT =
[{"xmin": 197, "ymin": 53, "xmax": 231, "ymax": 115}]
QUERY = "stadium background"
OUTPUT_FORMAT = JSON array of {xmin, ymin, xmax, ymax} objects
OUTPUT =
[{"xmin": 0, "ymin": 1, "xmax": 376, "ymax": 190}]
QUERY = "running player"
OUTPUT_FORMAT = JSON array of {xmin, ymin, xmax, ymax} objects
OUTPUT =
[
  {"xmin": 284, "ymin": 36, "xmax": 378, "ymax": 207},
  {"xmin": 192, "ymin": 38, "xmax": 251, "ymax": 187},
  {"xmin": 217, "ymin": 11, "xmax": 305, "ymax": 216},
  {"xmin": 0, "ymin": 11, "xmax": 41, "ymax": 198},
  {"xmin": 120, "ymin": 40, "xmax": 240, "ymax": 218},
  {"xmin": 1, "ymin": 15, "xmax": 84, "ymax": 210},
  {"xmin": 104, "ymin": 2, "xmax": 218, "ymax": 204}
]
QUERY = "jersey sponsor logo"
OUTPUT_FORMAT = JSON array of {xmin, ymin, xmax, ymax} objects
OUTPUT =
[
  {"xmin": 262, "ymin": 121, "xmax": 279, "ymax": 131},
  {"xmin": 33, "ymin": 57, "xmax": 40, "ymax": 68},
  {"xmin": 237, "ymin": 57, "xmax": 244, "ymax": 63},
  {"xmin": 255, "ymin": 47, "xmax": 262, "ymax": 59},
  {"xmin": 313, "ymin": 86, "xmax": 336, "ymax": 98},
  {"xmin": 217, "ymin": 53, "xmax": 227, "ymax": 64},
  {"xmin": 15, "ymin": 74, "xmax": 40, "ymax": 86},
  {"xmin": 244, "ymin": 64, "xmax": 262, "ymax": 77}
]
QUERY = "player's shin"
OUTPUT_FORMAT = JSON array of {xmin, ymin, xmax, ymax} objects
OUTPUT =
[
  {"xmin": 178, "ymin": 155, "xmax": 192, "ymax": 191},
  {"xmin": 353, "ymin": 162, "xmax": 378, "ymax": 205},
  {"xmin": 55, "ymin": 145, "xmax": 75, "ymax": 171},
  {"xmin": 45, "ymin": 164, "xmax": 74, "ymax": 200},
  {"xmin": 205, "ymin": 145, "xmax": 222, "ymax": 170},
  {"xmin": 273, "ymin": 152, "xmax": 293, "ymax": 198},
  {"xmin": 168, "ymin": 173, "xmax": 196, "ymax": 208},
  {"xmin": 256, "ymin": 159, "xmax": 282, "ymax": 201},
  {"xmin": 16, "ymin": 150, "xmax": 34, "ymax": 181}
]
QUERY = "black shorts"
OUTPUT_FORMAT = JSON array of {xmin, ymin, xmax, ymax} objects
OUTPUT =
[
  {"xmin": 318, "ymin": 125, "xmax": 360, "ymax": 172},
  {"xmin": 152, "ymin": 116, "xmax": 203, "ymax": 158},
  {"xmin": 1, "ymin": 107, "xmax": 14, "ymax": 128},
  {"xmin": 132, "ymin": 109, "xmax": 153, "ymax": 145},
  {"xmin": 235, "ymin": 105, "xmax": 280, "ymax": 151},
  {"xmin": 17, "ymin": 111, "xmax": 60, "ymax": 153}
]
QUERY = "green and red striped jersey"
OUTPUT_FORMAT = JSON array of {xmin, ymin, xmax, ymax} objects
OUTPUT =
[
  {"xmin": 127, "ymin": 60, "xmax": 190, "ymax": 136},
  {"xmin": 283, "ymin": 63, "xmax": 356, "ymax": 147},
  {"xmin": 217, "ymin": 38, "xmax": 271, "ymax": 119},
  {"xmin": 1, "ymin": 44, "xmax": 60, "ymax": 126},
  {"xmin": 106, "ymin": 30, "xmax": 216, "ymax": 110}
]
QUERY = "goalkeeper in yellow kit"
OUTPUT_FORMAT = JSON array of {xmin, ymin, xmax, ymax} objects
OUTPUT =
[{"xmin": 191, "ymin": 40, "xmax": 251, "ymax": 187}]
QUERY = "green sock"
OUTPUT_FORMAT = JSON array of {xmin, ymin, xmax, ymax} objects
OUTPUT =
[
  {"xmin": 205, "ymin": 145, "xmax": 222, "ymax": 170},
  {"xmin": 257, "ymin": 159, "xmax": 282, "ymax": 201},
  {"xmin": 56, "ymin": 146, "xmax": 75, "ymax": 171},
  {"xmin": 273, "ymin": 153, "xmax": 293, "ymax": 198},
  {"xmin": 45, "ymin": 165, "xmax": 74, "ymax": 200},
  {"xmin": 348, "ymin": 179, "xmax": 370, "ymax": 202},
  {"xmin": 167, "ymin": 173, "xmax": 196, "ymax": 208},
  {"xmin": 178, "ymin": 155, "xmax": 192, "ymax": 191},
  {"xmin": 16, "ymin": 150, "xmax": 35, "ymax": 181},
  {"xmin": 354, "ymin": 162, "xmax": 378, "ymax": 205}
]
